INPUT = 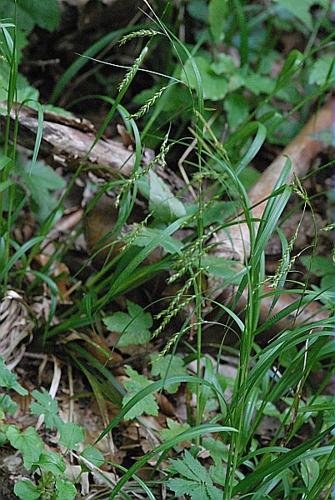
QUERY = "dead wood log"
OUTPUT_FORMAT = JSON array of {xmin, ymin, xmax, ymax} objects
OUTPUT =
[{"xmin": 0, "ymin": 105, "xmax": 153, "ymax": 178}]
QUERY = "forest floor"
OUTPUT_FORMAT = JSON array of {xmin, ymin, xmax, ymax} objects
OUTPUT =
[{"xmin": 0, "ymin": 1, "xmax": 334, "ymax": 499}]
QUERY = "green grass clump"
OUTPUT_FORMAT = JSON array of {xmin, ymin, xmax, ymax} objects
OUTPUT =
[{"xmin": 0, "ymin": 1, "xmax": 334, "ymax": 499}]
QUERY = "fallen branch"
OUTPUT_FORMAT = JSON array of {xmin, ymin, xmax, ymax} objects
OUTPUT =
[
  {"xmin": 213, "ymin": 98, "xmax": 335, "ymax": 262},
  {"xmin": 0, "ymin": 105, "xmax": 153, "ymax": 178}
]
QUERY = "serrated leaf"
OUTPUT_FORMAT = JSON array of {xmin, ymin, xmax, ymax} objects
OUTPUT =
[
  {"xmin": 6, "ymin": 425, "xmax": 44, "ymax": 469},
  {"xmin": 168, "ymin": 461, "xmax": 200, "ymax": 482},
  {"xmin": 193, "ymin": 483, "xmax": 222, "ymax": 500},
  {"xmin": 34, "ymin": 451, "xmax": 66, "ymax": 475},
  {"xmin": 59, "ymin": 422, "xmax": 85, "ymax": 451},
  {"xmin": 183, "ymin": 450, "xmax": 210, "ymax": 483},
  {"xmin": 149, "ymin": 171, "xmax": 186, "ymax": 222},
  {"xmin": 169, "ymin": 451, "xmax": 207, "ymax": 482},
  {"xmin": 182, "ymin": 56, "xmax": 228, "ymax": 101},
  {"xmin": 134, "ymin": 227, "xmax": 183, "ymax": 254},
  {"xmin": 55, "ymin": 478, "xmax": 77, "ymax": 500},
  {"xmin": 309, "ymin": 55, "xmax": 335, "ymax": 86},
  {"xmin": 151, "ymin": 354, "xmax": 188, "ymax": 393},
  {"xmin": 30, "ymin": 389, "xmax": 63, "ymax": 430},
  {"xmin": 16, "ymin": 0, "xmax": 60, "ymax": 31},
  {"xmin": 160, "ymin": 418, "xmax": 190, "ymax": 442},
  {"xmin": 122, "ymin": 366, "xmax": 158, "ymax": 420},
  {"xmin": 81, "ymin": 445, "xmax": 105, "ymax": 468},
  {"xmin": 168, "ymin": 451, "xmax": 223, "ymax": 499},
  {"xmin": 203, "ymin": 437, "xmax": 228, "ymax": 465},
  {"xmin": 202, "ymin": 256, "xmax": 246, "ymax": 285},
  {"xmin": 14, "ymin": 480, "xmax": 40, "ymax": 500},
  {"xmin": 167, "ymin": 478, "xmax": 199, "ymax": 496},
  {"xmin": 0, "ymin": 358, "xmax": 28, "ymax": 395},
  {"xmin": 103, "ymin": 300, "xmax": 153, "ymax": 346}
]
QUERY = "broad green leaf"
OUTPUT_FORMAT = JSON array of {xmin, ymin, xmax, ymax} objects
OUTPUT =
[
  {"xmin": 151, "ymin": 354, "xmax": 188, "ymax": 393},
  {"xmin": 300, "ymin": 256, "xmax": 335, "ymax": 277},
  {"xmin": 0, "ymin": 394, "xmax": 18, "ymax": 414},
  {"xmin": 81, "ymin": 445, "xmax": 105, "ymax": 468},
  {"xmin": 59, "ymin": 422, "xmax": 85, "ymax": 450},
  {"xmin": 0, "ymin": 60, "xmax": 39, "ymax": 103},
  {"xmin": 202, "ymin": 256, "xmax": 246, "ymax": 284},
  {"xmin": 14, "ymin": 480, "xmax": 40, "ymax": 500},
  {"xmin": 274, "ymin": 0, "xmax": 328, "ymax": 30},
  {"xmin": 239, "ymin": 166, "xmax": 262, "ymax": 190},
  {"xmin": 244, "ymin": 73, "xmax": 275, "ymax": 95},
  {"xmin": 182, "ymin": 56, "xmax": 228, "ymax": 101},
  {"xmin": 0, "ymin": 431, "xmax": 7, "ymax": 446},
  {"xmin": 0, "ymin": 4, "xmax": 34, "ymax": 34},
  {"xmin": 30, "ymin": 389, "xmax": 63, "ymax": 430},
  {"xmin": 301, "ymin": 457, "xmax": 319, "ymax": 488},
  {"xmin": 209, "ymin": 0, "xmax": 228, "ymax": 42},
  {"xmin": 320, "ymin": 274, "xmax": 335, "ymax": 290},
  {"xmin": 6, "ymin": 426, "xmax": 44, "ymax": 469},
  {"xmin": 0, "ymin": 154, "xmax": 11, "ymax": 171},
  {"xmin": 34, "ymin": 451, "xmax": 66, "ymax": 475},
  {"xmin": 211, "ymin": 54, "xmax": 237, "ymax": 76},
  {"xmin": 309, "ymin": 55, "xmax": 335, "ymax": 86},
  {"xmin": 55, "ymin": 479, "xmax": 77, "ymax": 500},
  {"xmin": 187, "ymin": 0, "xmax": 208, "ymax": 21},
  {"xmin": 160, "ymin": 418, "xmax": 190, "ymax": 442},
  {"xmin": 224, "ymin": 93, "xmax": 249, "ymax": 129},
  {"xmin": 148, "ymin": 171, "xmax": 186, "ymax": 222},
  {"xmin": 103, "ymin": 300, "xmax": 153, "ymax": 346},
  {"xmin": 122, "ymin": 366, "xmax": 158, "ymax": 420},
  {"xmin": 16, "ymin": 160, "xmax": 66, "ymax": 222},
  {"xmin": 0, "ymin": 358, "xmax": 28, "ymax": 395},
  {"xmin": 16, "ymin": 0, "xmax": 60, "ymax": 31}
]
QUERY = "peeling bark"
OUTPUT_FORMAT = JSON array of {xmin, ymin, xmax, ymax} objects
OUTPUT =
[{"xmin": 0, "ymin": 105, "xmax": 153, "ymax": 178}]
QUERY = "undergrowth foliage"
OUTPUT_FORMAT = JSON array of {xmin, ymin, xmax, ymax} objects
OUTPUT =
[{"xmin": 0, "ymin": 0, "xmax": 334, "ymax": 499}]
